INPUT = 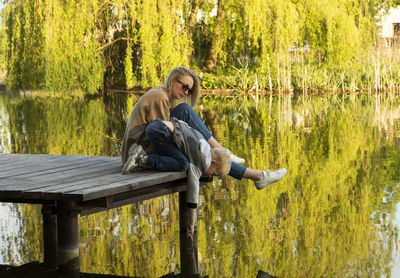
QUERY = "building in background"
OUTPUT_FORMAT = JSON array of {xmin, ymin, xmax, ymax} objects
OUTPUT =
[{"xmin": 378, "ymin": 6, "xmax": 400, "ymax": 46}]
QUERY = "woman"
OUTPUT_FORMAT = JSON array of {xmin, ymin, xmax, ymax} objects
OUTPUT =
[{"xmin": 121, "ymin": 66, "xmax": 287, "ymax": 189}]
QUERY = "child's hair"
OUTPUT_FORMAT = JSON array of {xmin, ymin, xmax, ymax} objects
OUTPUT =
[{"xmin": 210, "ymin": 148, "xmax": 232, "ymax": 178}]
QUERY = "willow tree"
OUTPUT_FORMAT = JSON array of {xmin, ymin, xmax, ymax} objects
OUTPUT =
[
  {"xmin": 0, "ymin": 0, "xmax": 398, "ymax": 92},
  {"xmin": 1, "ymin": 0, "xmax": 46, "ymax": 90},
  {"xmin": 0, "ymin": 0, "xmax": 105, "ymax": 93},
  {"xmin": 132, "ymin": 0, "xmax": 192, "ymax": 87},
  {"xmin": 43, "ymin": 0, "xmax": 104, "ymax": 93},
  {"xmin": 0, "ymin": 5, "xmax": 8, "ymax": 79},
  {"xmin": 243, "ymin": 0, "xmax": 298, "ymax": 74},
  {"xmin": 203, "ymin": 0, "xmax": 225, "ymax": 70},
  {"xmin": 97, "ymin": 0, "xmax": 193, "ymax": 89}
]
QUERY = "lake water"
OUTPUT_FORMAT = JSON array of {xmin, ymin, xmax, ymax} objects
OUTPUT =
[{"xmin": 0, "ymin": 91, "xmax": 400, "ymax": 277}]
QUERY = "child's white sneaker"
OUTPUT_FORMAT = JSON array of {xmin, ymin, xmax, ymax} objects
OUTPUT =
[
  {"xmin": 254, "ymin": 168, "xmax": 287, "ymax": 190},
  {"xmin": 122, "ymin": 143, "xmax": 143, "ymax": 174},
  {"xmin": 224, "ymin": 148, "xmax": 245, "ymax": 164}
]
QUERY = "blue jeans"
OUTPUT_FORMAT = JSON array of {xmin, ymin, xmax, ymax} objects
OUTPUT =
[
  {"xmin": 170, "ymin": 103, "xmax": 246, "ymax": 180},
  {"xmin": 146, "ymin": 119, "xmax": 189, "ymax": 171}
]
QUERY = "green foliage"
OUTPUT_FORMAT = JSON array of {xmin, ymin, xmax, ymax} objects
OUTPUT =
[
  {"xmin": 1, "ymin": 0, "xmax": 46, "ymax": 89},
  {"xmin": 2, "ymin": 92, "xmax": 400, "ymax": 276},
  {"xmin": 136, "ymin": 0, "xmax": 190, "ymax": 88},
  {"xmin": 124, "ymin": 42, "xmax": 136, "ymax": 89},
  {"xmin": 0, "ymin": 0, "xmax": 398, "ymax": 92},
  {"xmin": 0, "ymin": 0, "xmax": 104, "ymax": 94},
  {"xmin": 197, "ymin": 93, "xmax": 400, "ymax": 277},
  {"xmin": 43, "ymin": 0, "xmax": 104, "ymax": 94}
]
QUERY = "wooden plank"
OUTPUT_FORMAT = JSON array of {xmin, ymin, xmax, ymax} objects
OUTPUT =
[
  {"xmin": 112, "ymin": 180, "xmax": 187, "ymax": 203},
  {"xmin": 0, "ymin": 153, "xmax": 40, "ymax": 160},
  {"xmin": 22, "ymin": 166, "xmax": 125, "ymax": 199},
  {"xmin": 0, "ymin": 156, "xmax": 111, "ymax": 179},
  {"xmin": 75, "ymin": 171, "xmax": 187, "ymax": 201},
  {"xmin": 0, "ymin": 154, "xmax": 103, "ymax": 175},
  {"xmin": 0, "ymin": 157, "xmax": 18, "ymax": 165},
  {"xmin": 0, "ymin": 197, "xmax": 54, "ymax": 205},
  {"xmin": 0, "ymin": 155, "xmax": 122, "ymax": 199},
  {"xmin": 9, "ymin": 159, "xmax": 118, "ymax": 181},
  {"xmin": 41, "ymin": 172, "xmax": 134, "ymax": 193},
  {"xmin": 20, "ymin": 165, "xmax": 122, "ymax": 193},
  {"xmin": 0, "ymin": 153, "xmax": 30, "ymax": 160},
  {"xmin": 23, "ymin": 171, "xmax": 183, "ymax": 201},
  {"xmin": 0, "ymin": 179, "xmax": 36, "ymax": 198},
  {"xmin": 0, "ymin": 153, "xmax": 91, "ymax": 163},
  {"xmin": 0, "ymin": 165, "xmax": 123, "ymax": 199},
  {"xmin": 37, "ymin": 171, "xmax": 153, "ymax": 200},
  {"xmin": 23, "ymin": 165, "xmax": 130, "ymax": 192},
  {"xmin": 0, "ymin": 154, "xmax": 16, "ymax": 161},
  {"xmin": 0, "ymin": 154, "xmax": 190, "ymax": 203},
  {"xmin": 0, "ymin": 155, "xmax": 67, "ymax": 170},
  {"xmin": 0, "ymin": 154, "xmax": 114, "ymax": 169},
  {"xmin": 0, "ymin": 156, "xmax": 118, "ymax": 185},
  {"xmin": 43, "ymin": 171, "xmax": 160, "ymax": 196},
  {"xmin": 77, "ymin": 196, "xmax": 113, "ymax": 209},
  {"xmin": 78, "ymin": 179, "xmax": 210, "ymax": 216},
  {"xmin": 78, "ymin": 180, "xmax": 188, "ymax": 216},
  {"xmin": 0, "ymin": 160, "xmax": 119, "ymax": 191}
]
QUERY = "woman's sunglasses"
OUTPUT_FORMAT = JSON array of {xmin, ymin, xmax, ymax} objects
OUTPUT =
[{"xmin": 177, "ymin": 80, "xmax": 193, "ymax": 95}]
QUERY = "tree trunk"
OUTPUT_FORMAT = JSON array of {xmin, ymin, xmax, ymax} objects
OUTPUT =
[
  {"xmin": 187, "ymin": 0, "xmax": 200, "ymax": 37},
  {"xmin": 186, "ymin": 0, "xmax": 200, "ymax": 62},
  {"xmin": 204, "ymin": 0, "xmax": 225, "ymax": 70}
]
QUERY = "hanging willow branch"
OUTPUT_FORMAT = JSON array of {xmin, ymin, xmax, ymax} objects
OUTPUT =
[
  {"xmin": 97, "ymin": 37, "xmax": 131, "ymax": 51},
  {"xmin": 0, "ymin": 0, "xmax": 391, "ymax": 93}
]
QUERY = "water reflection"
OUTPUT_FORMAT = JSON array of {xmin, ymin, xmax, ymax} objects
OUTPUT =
[{"xmin": 0, "ymin": 92, "xmax": 400, "ymax": 277}]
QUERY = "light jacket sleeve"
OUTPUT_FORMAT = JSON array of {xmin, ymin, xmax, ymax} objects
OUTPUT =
[
  {"xmin": 186, "ymin": 163, "xmax": 202, "ymax": 205},
  {"xmin": 186, "ymin": 139, "xmax": 211, "ymax": 205}
]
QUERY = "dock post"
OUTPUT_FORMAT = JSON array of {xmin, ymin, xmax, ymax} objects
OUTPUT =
[
  {"xmin": 179, "ymin": 191, "xmax": 199, "ymax": 276},
  {"xmin": 57, "ymin": 200, "xmax": 80, "ymax": 277},
  {"xmin": 42, "ymin": 204, "xmax": 57, "ymax": 268}
]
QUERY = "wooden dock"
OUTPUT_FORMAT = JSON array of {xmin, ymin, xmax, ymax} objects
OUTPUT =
[{"xmin": 0, "ymin": 154, "xmax": 206, "ymax": 277}]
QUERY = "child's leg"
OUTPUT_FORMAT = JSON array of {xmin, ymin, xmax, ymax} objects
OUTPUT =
[
  {"xmin": 169, "ymin": 106, "xmax": 287, "ymax": 189},
  {"xmin": 146, "ymin": 119, "xmax": 189, "ymax": 172},
  {"xmin": 230, "ymin": 161, "xmax": 287, "ymax": 190},
  {"xmin": 171, "ymin": 103, "xmax": 213, "ymax": 140},
  {"xmin": 229, "ymin": 162, "xmax": 247, "ymax": 180},
  {"xmin": 171, "ymin": 103, "xmax": 245, "ymax": 164}
]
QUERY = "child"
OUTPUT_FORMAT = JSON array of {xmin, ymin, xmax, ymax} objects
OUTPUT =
[
  {"xmin": 123, "ymin": 117, "xmax": 231, "ymax": 235},
  {"xmin": 123, "ymin": 117, "xmax": 287, "ymax": 235},
  {"xmin": 123, "ymin": 118, "xmax": 231, "ymax": 201}
]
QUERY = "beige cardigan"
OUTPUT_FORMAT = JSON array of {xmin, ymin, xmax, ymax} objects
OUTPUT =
[{"xmin": 121, "ymin": 87, "xmax": 170, "ymax": 164}]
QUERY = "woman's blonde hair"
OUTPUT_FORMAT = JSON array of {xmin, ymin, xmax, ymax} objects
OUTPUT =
[
  {"xmin": 162, "ymin": 66, "xmax": 200, "ymax": 107},
  {"xmin": 211, "ymin": 148, "xmax": 232, "ymax": 178}
]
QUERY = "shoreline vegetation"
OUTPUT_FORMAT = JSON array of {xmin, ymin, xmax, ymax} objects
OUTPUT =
[
  {"xmin": 0, "ymin": 0, "xmax": 400, "ymax": 95},
  {"xmin": 2, "ymin": 87, "xmax": 400, "ymax": 101}
]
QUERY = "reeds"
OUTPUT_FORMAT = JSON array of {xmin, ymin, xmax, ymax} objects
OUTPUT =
[{"xmin": 201, "ymin": 43, "xmax": 400, "ymax": 96}]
